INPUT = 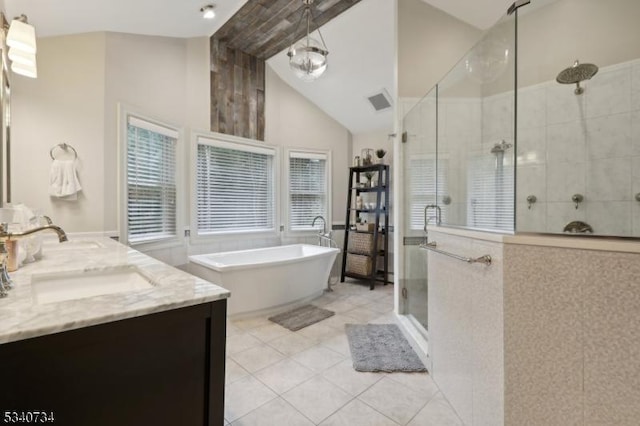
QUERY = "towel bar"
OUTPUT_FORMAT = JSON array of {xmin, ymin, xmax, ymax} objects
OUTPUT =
[
  {"xmin": 50, "ymin": 143, "xmax": 78, "ymax": 160},
  {"xmin": 419, "ymin": 241, "xmax": 492, "ymax": 266}
]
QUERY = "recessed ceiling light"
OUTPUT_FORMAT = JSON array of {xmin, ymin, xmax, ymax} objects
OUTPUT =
[{"xmin": 200, "ymin": 4, "xmax": 215, "ymax": 19}]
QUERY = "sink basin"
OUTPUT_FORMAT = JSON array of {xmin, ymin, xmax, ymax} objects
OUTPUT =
[
  {"xmin": 31, "ymin": 266, "xmax": 154, "ymax": 304},
  {"xmin": 42, "ymin": 239, "xmax": 105, "ymax": 251}
]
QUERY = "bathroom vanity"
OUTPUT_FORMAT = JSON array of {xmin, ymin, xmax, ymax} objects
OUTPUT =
[{"xmin": 0, "ymin": 238, "xmax": 230, "ymax": 426}]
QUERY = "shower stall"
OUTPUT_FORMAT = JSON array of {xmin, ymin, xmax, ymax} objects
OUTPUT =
[{"xmin": 398, "ymin": 0, "xmax": 640, "ymax": 357}]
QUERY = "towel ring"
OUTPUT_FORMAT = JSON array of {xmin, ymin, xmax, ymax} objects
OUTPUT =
[{"xmin": 50, "ymin": 143, "xmax": 78, "ymax": 160}]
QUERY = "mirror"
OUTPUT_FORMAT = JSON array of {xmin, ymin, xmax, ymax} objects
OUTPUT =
[{"xmin": 0, "ymin": 13, "xmax": 10, "ymax": 207}]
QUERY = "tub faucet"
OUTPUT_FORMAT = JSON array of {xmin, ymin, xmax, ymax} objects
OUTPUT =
[{"xmin": 312, "ymin": 215, "xmax": 327, "ymax": 235}]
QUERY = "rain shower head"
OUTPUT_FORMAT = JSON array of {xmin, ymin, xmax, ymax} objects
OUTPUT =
[
  {"xmin": 490, "ymin": 140, "xmax": 513, "ymax": 154},
  {"xmin": 556, "ymin": 60, "xmax": 598, "ymax": 95}
]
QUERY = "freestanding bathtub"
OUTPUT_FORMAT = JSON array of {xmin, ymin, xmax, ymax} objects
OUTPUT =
[{"xmin": 188, "ymin": 244, "xmax": 340, "ymax": 316}]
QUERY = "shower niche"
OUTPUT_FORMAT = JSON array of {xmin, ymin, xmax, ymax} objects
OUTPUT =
[{"xmin": 402, "ymin": 0, "xmax": 640, "ymax": 239}]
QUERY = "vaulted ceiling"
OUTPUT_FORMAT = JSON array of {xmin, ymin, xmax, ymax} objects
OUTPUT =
[
  {"xmin": 212, "ymin": 0, "xmax": 361, "ymax": 60},
  {"xmin": 3, "ymin": 0, "xmax": 521, "ymax": 134}
]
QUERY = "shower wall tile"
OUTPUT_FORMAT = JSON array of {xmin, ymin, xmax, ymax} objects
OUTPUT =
[
  {"xmin": 516, "ymin": 201, "xmax": 546, "ymax": 232},
  {"xmin": 633, "ymin": 157, "xmax": 640, "ymax": 237},
  {"xmin": 469, "ymin": 238, "xmax": 505, "ymax": 426},
  {"xmin": 518, "ymin": 85, "xmax": 547, "ymax": 130},
  {"xmin": 546, "ymin": 83, "xmax": 586, "ymax": 125},
  {"xmin": 518, "ymin": 59, "xmax": 640, "ymax": 236},
  {"xmin": 518, "ymin": 164, "xmax": 546, "ymax": 201},
  {"xmin": 586, "ymin": 112, "xmax": 632, "ymax": 159},
  {"xmin": 482, "ymin": 93, "xmax": 514, "ymax": 141},
  {"xmin": 503, "ymin": 245, "xmax": 584, "ymax": 426},
  {"xmin": 632, "ymin": 110, "xmax": 640, "ymax": 156},
  {"xmin": 631, "ymin": 62, "xmax": 640, "ymax": 111},
  {"xmin": 586, "ymin": 157, "xmax": 632, "ymax": 201},
  {"xmin": 585, "ymin": 201, "xmax": 631, "ymax": 235},
  {"xmin": 585, "ymin": 65, "xmax": 632, "ymax": 118},
  {"xmin": 427, "ymin": 233, "xmax": 473, "ymax": 422},
  {"xmin": 582, "ymin": 251, "xmax": 640, "ymax": 425},
  {"xmin": 546, "ymin": 162, "xmax": 586, "ymax": 202},
  {"xmin": 546, "ymin": 202, "xmax": 586, "ymax": 233},
  {"xmin": 427, "ymin": 231, "xmax": 506, "ymax": 426},
  {"xmin": 443, "ymin": 99, "xmax": 481, "ymax": 139},
  {"xmin": 546, "ymin": 120, "xmax": 587, "ymax": 164},
  {"xmin": 517, "ymin": 126, "xmax": 546, "ymax": 165}
]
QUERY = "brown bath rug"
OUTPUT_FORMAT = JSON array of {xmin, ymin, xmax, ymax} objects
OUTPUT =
[{"xmin": 269, "ymin": 304, "xmax": 335, "ymax": 331}]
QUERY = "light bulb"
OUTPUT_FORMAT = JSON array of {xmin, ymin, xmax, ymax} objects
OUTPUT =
[{"xmin": 201, "ymin": 5, "xmax": 215, "ymax": 19}]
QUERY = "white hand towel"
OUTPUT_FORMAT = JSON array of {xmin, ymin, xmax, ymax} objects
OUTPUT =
[{"xmin": 49, "ymin": 159, "xmax": 82, "ymax": 200}]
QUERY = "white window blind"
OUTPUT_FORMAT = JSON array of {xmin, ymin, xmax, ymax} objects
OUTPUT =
[
  {"xmin": 196, "ymin": 139, "xmax": 275, "ymax": 234},
  {"xmin": 467, "ymin": 155, "xmax": 514, "ymax": 231},
  {"xmin": 126, "ymin": 117, "xmax": 178, "ymax": 243},
  {"xmin": 288, "ymin": 152, "xmax": 328, "ymax": 231},
  {"xmin": 407, "ymin": 157, "xmax": 447, "ymax": 231}
]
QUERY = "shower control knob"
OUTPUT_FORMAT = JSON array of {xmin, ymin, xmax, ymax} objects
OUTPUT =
[
  {"xmin": 572, "ymin": 193, "xmax": 584, "ymax": 209},
  {"xmin": 635, "ymin": 193, "xmax": 640, "ymax": 202}
]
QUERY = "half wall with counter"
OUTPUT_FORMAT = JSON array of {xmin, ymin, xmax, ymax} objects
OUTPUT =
[{"xmin": 425, "ymin": 226, "xmax": 640, "ymax": 425}]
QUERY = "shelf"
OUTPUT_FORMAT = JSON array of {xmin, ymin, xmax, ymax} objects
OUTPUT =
[
  {"xmin": 342, "ymin": 164, "xmax": 390, "ymax": 290},
  {"xmin": 347, "ymin": 208, "xmax": 386, "ymax": 213},
  {"xmin": 350, "ymin": 186, "xmax": 386, "ymax": 192},
  {"xmin": 344, "ymin": 271, "xmax": 390, "ymax": 284},
  {"xmin": 347, "ymin": 229, "xmax": 388, "ymax": 236},
  {"xmin": 350, "ymin": 164, "xmax": 389, "ymax": 173}
]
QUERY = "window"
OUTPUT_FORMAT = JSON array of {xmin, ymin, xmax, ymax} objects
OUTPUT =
[
  {"xmin": 195, "ymin": 136, "xmax": 276, "ymax": 235},
  {"xmin": 407, "ymin": 155, "xmax": 447, "ymax": 231},
  {"xmin": 467, "ymin": 154, "xmax": 514, "ymax": 231},
  {"xmin": 287, "ymin": 150, "xmax": 330, "ymax": 232},
  {"xmin": 123, "ymin": 115, "xmax": 180, "ymax": 244}
]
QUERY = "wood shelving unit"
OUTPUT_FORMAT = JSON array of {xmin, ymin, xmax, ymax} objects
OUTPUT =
[{"xmin": 340, "ymin": 164, "xmax": 390, "ymax": 290}]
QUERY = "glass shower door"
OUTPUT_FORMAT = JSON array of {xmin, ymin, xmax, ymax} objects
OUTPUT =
[{"xmin": 400, "ymin": 87, "xmax": 438, "ymax": 334}]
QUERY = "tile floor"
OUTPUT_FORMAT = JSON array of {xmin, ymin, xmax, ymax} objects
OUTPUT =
[{"xmin": 224, "ymin": 280, "xmax": 464, "ymax": 425}]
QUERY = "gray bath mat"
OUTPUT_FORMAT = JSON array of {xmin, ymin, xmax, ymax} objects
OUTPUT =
[
  {"xmin": 346, "ymin": 324, "xmax": 427, "ymax": 372},
  {"xmin": 269, "ymin": 305, "xmax": 335, "ymax": 331}
]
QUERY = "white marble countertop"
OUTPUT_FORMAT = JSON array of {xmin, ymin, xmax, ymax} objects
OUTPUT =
[{"xmin": 0, "ymin": 237, "xmax": 230, "ymax": 344}]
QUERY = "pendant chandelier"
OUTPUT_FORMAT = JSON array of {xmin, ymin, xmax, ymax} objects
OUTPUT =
[{"xmin": 287, "ymin": 0, "xmax": 329, "ymax": 82}]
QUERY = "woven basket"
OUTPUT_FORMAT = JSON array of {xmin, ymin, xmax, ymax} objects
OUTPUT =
[
  {"xmin": 346, "ymin": 253, "xmax": 373, "ymax": 276},
  {"xmin": 355, "ymin": 223, "xmax": 375, "ymax": 232},
  {"xmin": 348, "ymin": 233, "xmax": 382, "ymax": 255}
]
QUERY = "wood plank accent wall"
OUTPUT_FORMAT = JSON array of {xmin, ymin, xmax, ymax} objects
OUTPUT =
[
  {"xmin": 210, "ymin": 38, "xmax": 265, "ymax": 140},
  {"xmin": 210, "ymin": 0, "xmax": 361, "ymax": 140}
]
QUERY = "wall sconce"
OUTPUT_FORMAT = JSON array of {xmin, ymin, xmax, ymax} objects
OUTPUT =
[{"xmin": 4, "ymin": 14, "xmax": 38, "ymax": 79}]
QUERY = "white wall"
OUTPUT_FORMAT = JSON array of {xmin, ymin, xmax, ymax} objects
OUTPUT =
[
  {"xmin": 518, "ymin": 0, "xmax": 640, "ymax": 88},
  {"xmin": 12, "ymin": 32, "xmax": 210, "ymax": 237},
  {"xmin": 11, "ymin": 32, "xmax": 354, "ymax": 267},
  {"xmin": 12, "ymin": 33, "xmax": 107, "ymax": 232},
  {"xmin": 398, "ymin": 0, "xmax": 481, "ymax": 98},
  {"xmin": 103, "ymin": 33, "xmax": 210, "ymax": 232},
  {"xmin": 265, "ymin": 65, "xmax": 352, "ymax": 227}
]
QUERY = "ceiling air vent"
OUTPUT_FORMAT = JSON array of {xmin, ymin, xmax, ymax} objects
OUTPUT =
[{"xmin": 366, "ymin": 89, "xmax": 392, "ymax": 112}]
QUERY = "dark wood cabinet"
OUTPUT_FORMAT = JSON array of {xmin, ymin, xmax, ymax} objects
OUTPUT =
[{"xmin": 0, "ymin": 300, "xmax": 227, "ymax": 426}]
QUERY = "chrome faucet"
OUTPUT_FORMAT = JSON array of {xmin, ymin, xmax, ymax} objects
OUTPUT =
[
  {"xmin": 0, "ymin": 222, "xmax": 68, "ymax": 298},
  {"xmin": 311, "ymin": 215, "xmax": 327, "ymax": 235},
  {"xmin": 311, "ymin": 216, "xmax": 334, "ymax": 247}
]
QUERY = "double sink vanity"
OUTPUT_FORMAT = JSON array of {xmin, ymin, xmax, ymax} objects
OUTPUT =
[{"xmin": 0, "ymin": 236, "xmax": 230, "ymax": 426}]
